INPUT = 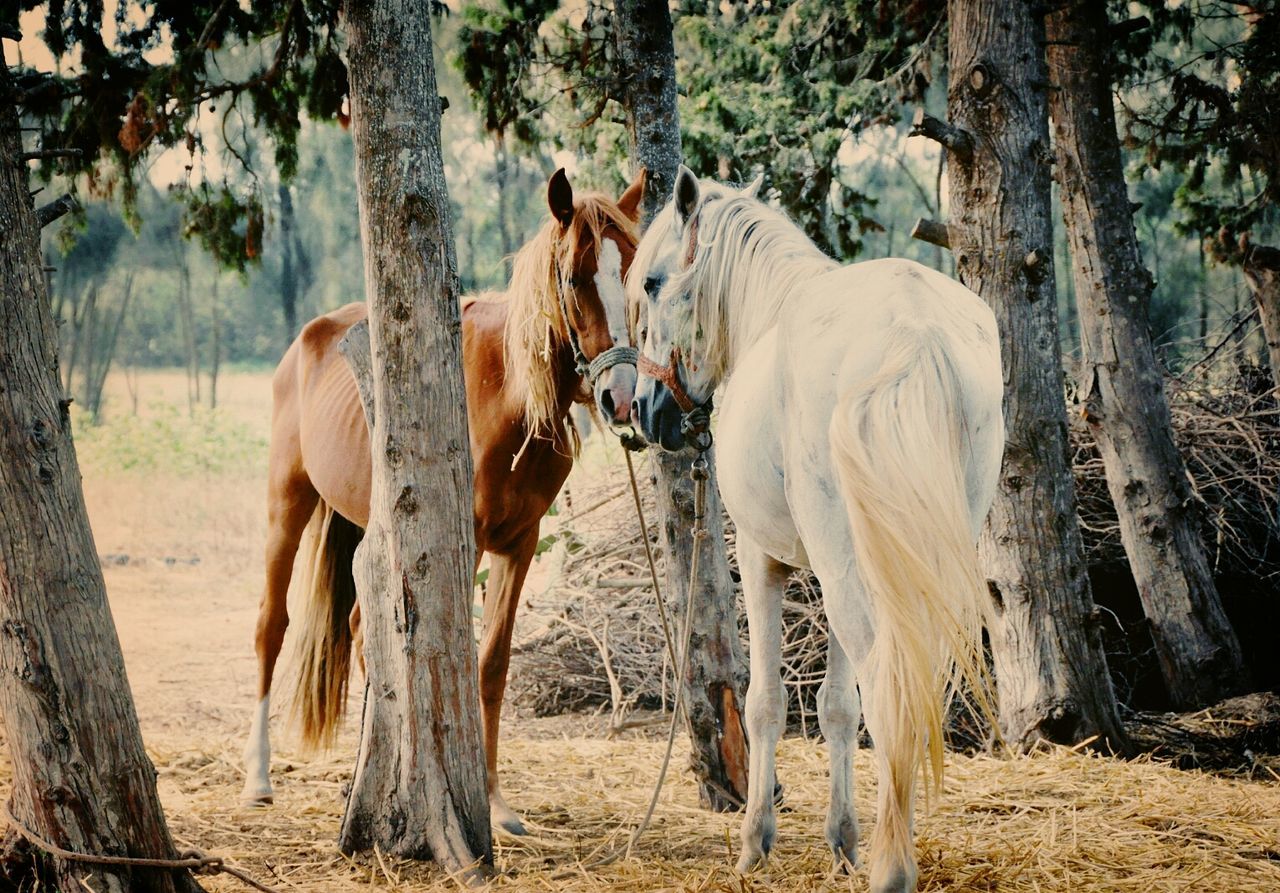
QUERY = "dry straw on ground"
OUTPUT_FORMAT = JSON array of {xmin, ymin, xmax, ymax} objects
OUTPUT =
[{"xmin": 133, "ymin": 732, "xmax": 1280, "ymax": 892}]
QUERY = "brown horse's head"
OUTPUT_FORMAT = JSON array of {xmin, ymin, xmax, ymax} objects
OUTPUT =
[{"xmin": 505, "ymin": 167, "xmax": 645, "ymax": 435}]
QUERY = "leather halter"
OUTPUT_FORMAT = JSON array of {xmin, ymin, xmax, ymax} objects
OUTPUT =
[{"xmin": 637, "ymin": 347, "xmax": 698, "ymax": 414}]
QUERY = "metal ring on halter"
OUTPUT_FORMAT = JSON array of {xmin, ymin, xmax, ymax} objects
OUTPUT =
[
  {"xmin": 618, "ymin": 425, "xmax": 648, "ymax": 452},
  {"xmin": 679, "ymin": 403, "xmax": 713, "ymax": 450}
]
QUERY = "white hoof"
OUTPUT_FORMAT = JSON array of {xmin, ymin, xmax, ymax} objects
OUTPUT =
[
  {"xmin": 489, "ymin": 794, "xmax": 527, "ymax": 836},
  {"xmin": 240, "ymin": 783, "xmax": 274, "ymax": 807}
]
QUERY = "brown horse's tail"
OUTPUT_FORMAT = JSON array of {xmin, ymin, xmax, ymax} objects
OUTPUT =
[{"xmin": 289, "ymin": 499, "xmax": 363, "ymax": 750}]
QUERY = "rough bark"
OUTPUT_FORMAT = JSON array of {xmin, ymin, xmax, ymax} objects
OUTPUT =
[
  {"xmin": 0, "ymin": 61, "xmax": 201, "ymax": 893},
  {"xmin": 615, "ymin": 0, "xmax": 751, "ymax": 811},
  {"xmin": 338, "ymin": 0, "xmax": 492, "ymax": 873},
  {"xmin": 1244, "ymin": 245, "xmax": 1280, "ymax": 386},
  {"xmin": 1046, "ymin": 0, "xmax": 1248, "ymax": 708},
  {"xmin": 943, "ymin": 0, "xmax": 1129, "ymax": 752}
]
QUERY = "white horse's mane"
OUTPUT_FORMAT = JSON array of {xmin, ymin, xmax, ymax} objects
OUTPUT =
[{"xmin": 637, "ymin": 186, "xmax": 840, "ymax": 378}]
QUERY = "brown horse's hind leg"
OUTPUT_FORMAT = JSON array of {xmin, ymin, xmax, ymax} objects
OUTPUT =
[
  {"xmin": 242, "ymin": 457, "xmax": 319, "ymax": 805},
  {"xmin": 479, "ymin": 528, "xmax": 540, "ymax": 835}
]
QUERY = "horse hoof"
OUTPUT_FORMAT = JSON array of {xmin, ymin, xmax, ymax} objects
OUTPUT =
[
  {"xmin": 490, "ymin": 800, "xmax": 528, "ymax": 836},
  {"xmin": 240, "ymin": 792, "xmax": 274, "ymax": 808},
  {"xmin": 497, "ymin": 815, "xmax": 527, "ymax": 836},
  {"xmin": 825, "ymin": 815, "xmax": 858, "ymax": 871},
  {"xmin": 735, "ymin": 850, "xmax": 767, "ymax": 874}
]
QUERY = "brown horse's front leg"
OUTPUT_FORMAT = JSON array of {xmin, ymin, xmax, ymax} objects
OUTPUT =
[{"xmin": 478, "ymin": 527, "xmax": 540, "ymax": 835}]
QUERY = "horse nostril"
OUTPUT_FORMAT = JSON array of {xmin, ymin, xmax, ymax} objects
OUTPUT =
[{"xmin": 599, "ymin": 389, "xmax": 615, "ymax": 419}]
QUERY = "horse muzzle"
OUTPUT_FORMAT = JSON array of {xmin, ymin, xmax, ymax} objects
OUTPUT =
[
  {"xmin": 633, "ymin": 378, "xmax": 688, "ymax": 452},
  {"xmin": 594, "ymin": 363, "xmax": 637, "ymax": 426}
]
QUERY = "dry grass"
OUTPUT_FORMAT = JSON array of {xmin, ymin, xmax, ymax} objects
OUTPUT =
[{"xmin": 139, "ymin": 733, "xmax": 1280, "ymax": 892}]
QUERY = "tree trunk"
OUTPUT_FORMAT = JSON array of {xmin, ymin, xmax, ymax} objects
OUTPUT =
[
  {"xmin": 338, "ymin": 0, "xmax": 492, "ymax": 874},
  {"xmin": 0, "ymin": 60, "xmax": 201, "ymax": 893},
  {"xmin": 494, "ymin": 137, "xmax": 513, "ymax": 280},
  {"xmin": 1244, "ymin": 245, "xmax": 1280, "ymax": 386},
  {"xmin": 86, "ymin": 274, "xmax": 133, "ymax": 419},
  {"xmin": 1046, "ymin": 0, "xmax": 1248, "ymax": 708},
  {"xmin": 615, "ymin": 0, "xmax": 751, "ymax": 812},
  {"xmin": 943, "ymin": 0, "xmax": 1129, "ymax": 752},
  {"xmin": 208, "ymin": 276, "xmax": 220, "ymax": 410},
  {"xmin": 173, "ymin": 244, "xmax": 199, "ymax": 412},
  {"xmin": 278, "ymin": 183, "xmax": 299, "ymax": 346}
]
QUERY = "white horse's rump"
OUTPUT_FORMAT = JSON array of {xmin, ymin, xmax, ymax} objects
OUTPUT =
[{"xmin": 630, "ymin": 167, "xmax": 1003, "ymax": 893}]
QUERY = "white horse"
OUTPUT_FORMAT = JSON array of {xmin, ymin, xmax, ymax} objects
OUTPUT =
[{"xmin": 629, "ymin": 166, "xmax": 1004, "ymax": 893}]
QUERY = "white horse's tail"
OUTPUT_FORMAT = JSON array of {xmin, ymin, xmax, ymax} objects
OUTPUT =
[{"xmin": 828, "ymin": 321, "xmax": 992, "ymax": 867}]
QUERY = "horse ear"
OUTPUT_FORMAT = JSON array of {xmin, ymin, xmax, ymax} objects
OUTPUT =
[
  {"xmin": 674, "ymin": 164, "xmax": 700, "ymax": 231},
  {"xmin": 548, "ymin": 168, "xmax": 574, "ymax": 227},
  {"xmin": 618, "ymin": 167, "xmax": 646, "ymax": 223},
  {"xmin": 741, "ymin": 172, "xmax": 764, "ymax": 199}
]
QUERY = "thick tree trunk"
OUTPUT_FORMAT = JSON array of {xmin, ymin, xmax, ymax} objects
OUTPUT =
[
  {"xmin": 1046, "ymin": 0, "xmax": 1248, "ymax": 708},
  {"xmin": 943, "ymin": 0, "xmax": 1129, "ymax": 751},
  {"xmin": 1244, "ymin": 245, "xmax": 1280, "ymax": 386},
  {"xmin": 0, "ymin": 61, "xmax": 201, "ymax": 893},
  {"xmin": 338, "ymin": 0, "xmax": 492, "ymax": 873},
  {"xmin": 615, "ymin": 0, "xmax": 751, "ymax": 812}
]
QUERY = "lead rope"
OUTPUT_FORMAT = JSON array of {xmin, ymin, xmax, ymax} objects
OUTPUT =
[
  {"xmin": 555, "ymin": 440, "xmax": 707, "ymax": 873},
  {"xmin": 621, "ymin": 448, "xmax": 707, "ymax": 861},
  {"xmin": 1, "ymin": 803, "xmax": 281, "ymax": 893}
]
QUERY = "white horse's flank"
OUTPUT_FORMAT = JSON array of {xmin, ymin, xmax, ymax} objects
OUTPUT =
[{"xmin": 629, "ymin": 168, "xmax": 1003, "ymax": 893}]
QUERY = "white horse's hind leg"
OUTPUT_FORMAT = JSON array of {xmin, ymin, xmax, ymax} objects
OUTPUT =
[
  {"xmin": 818, "ymin": 634, "xmax": 861, "ymax": 870},
  {"xmin": 735, "ymin": 536, "xmax": 789, "ymax": 873},
  {"xmin": 811, "ymin": 544, "xmax": 915, "ymax": 893}
]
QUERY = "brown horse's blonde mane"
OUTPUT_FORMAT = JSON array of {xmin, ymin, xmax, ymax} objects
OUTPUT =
[{"xmin": 502, "ymin": 192, "xmax": 638, "ymax": 438}]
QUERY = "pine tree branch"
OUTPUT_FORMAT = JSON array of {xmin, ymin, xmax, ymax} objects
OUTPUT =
[
  {"xmin": 36, "ymin": 194, "xmax": 76, "ymax": 228},
  {"xmin": 909, "ymin": 109, "xmax": 973, "ymax": 164}
]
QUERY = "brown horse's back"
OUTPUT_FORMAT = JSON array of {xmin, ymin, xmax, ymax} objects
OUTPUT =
[{"xmin": 287, "ymin": 302, "xmax": 373, "ymax": 528}]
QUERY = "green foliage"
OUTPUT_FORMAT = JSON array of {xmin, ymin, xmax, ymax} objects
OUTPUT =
[
  {"xmin": 453, "ymin": 0, "xmax": 940, "ymax": 259},
  {"xmin": 674, "ymin": 2, "xmax": 941, "ymax": 258},
  {"xmin": 182, "ymin": 185, "xmax": 264, "ymax": 273},
  {"xmin": 15, "ymin": 0, "xmax": 348, "ymax": 270},
  {"xmin": 456, "ymin": 0, "xmax": 559, "ymax": 145},
  {"xmin": 73, "ymin": 403, "xmax": 267, "ymax": 476},
  {"xmin": 1120, "ymin": 1, "xmax": 1280, "ymax": 260}
]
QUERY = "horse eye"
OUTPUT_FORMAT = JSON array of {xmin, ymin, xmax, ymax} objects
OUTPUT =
[{"xmin": 644, "ymin": 276, "xmax": 661, "ymax": 296}]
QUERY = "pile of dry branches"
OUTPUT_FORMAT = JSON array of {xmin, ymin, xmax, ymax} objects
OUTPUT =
[
  {"xmin": 511, "ymin": 353, "xmax": 1280, "ymax": 727},
  {"xmin": 1072, "ymin": 364, "xmax": 1280, "ymax": 579}
]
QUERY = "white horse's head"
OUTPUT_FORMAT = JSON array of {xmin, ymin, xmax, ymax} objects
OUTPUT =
[{"xmin": 628, "ymin": 165, "xmax": 762, "ymax": 450}]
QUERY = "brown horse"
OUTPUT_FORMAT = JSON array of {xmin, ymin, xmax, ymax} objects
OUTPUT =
[{"xmin": 242, "ymin": 169, "xmax": 644, "ymax": 834}]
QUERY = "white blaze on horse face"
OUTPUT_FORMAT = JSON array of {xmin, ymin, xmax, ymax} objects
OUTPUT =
[
  {"xmin": 593, "ymin": 236, "xmax": 638, "ymax": 424},
  {"xmin": 594, "ymin": 237, "xmax": 629, "ymax": 346}
]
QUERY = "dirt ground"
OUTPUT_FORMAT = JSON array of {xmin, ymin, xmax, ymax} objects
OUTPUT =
[{"xmin": 6, "ymin": 370, "xmax": 1280, "ymax": 892}]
